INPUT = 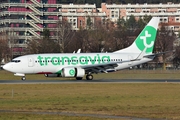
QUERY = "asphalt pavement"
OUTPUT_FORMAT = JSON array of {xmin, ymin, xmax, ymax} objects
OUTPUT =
[{"xmin": 0, "ymin": 79, "xmax": 180, "ymax": 84}]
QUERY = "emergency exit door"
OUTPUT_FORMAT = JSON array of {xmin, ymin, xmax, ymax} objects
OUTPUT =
[{"xmin": 28, "ymin": 57, "xmax": 34, "ymax": 67}]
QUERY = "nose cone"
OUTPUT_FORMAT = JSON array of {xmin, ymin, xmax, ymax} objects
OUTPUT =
[{"xmin": 3, "ymin": 63, "xmax": 11, "ymax": 72}]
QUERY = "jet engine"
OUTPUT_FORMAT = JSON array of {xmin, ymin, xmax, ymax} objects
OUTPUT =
[{"xmin": 61, "ymin": 67, "xmax": 85, "ymax": 78}]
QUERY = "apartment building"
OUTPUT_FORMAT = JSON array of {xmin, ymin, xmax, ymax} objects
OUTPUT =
[
  {"xmin": 0, "ymin": 0, "xmax": 61, "ymax": 55},
  {"xmin": 0, "ymin": 0, "xmax": 107, "ymax": 55},
  {"xmin": 101, "ymin": 2, "xmax": 180, "ymax": 33},
  {"xmin": 61, "ymin": 3, "xmax": 106, "ymax": 30}
]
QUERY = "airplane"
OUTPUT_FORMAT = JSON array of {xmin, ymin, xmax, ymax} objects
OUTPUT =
[{"xmin": 3, "ymin": 17, "xmax": 160, "ymax": 80}]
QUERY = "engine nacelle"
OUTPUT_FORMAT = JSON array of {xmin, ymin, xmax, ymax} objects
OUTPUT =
[
  {"xmin": 61, "ymin": 67, "xmax": 85, "ymax": 78},
  {"xmin": 44, "ymin": 74, "xmax": 61, "ymax": 77}
]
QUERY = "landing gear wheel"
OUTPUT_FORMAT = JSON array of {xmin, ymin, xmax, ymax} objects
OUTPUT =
[
  {"xmin": 86, "ymin": 74, "xmax": 93, "ymax": 80},
  {"xmin": 21, "ymin": 76, "xmax": 26, "ymax": 81},
  {"xmin": 76, "ymin": 77, "xmax": 83, "ymax": 80}
]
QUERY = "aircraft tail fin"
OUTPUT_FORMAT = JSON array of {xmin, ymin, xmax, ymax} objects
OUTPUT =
[{"xmin": 114, "ymin": 17, "xmax": 160, "ymax": 54}]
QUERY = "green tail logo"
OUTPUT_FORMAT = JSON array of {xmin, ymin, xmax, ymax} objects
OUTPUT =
[{"xmin": 135, "ymin": 26, "xmax": 157, "ymax": 53}]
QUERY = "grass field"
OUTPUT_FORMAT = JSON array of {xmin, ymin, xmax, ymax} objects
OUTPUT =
[{"xmin": 0, "ymin": 70, "xmax": 180, "ymax": 119}]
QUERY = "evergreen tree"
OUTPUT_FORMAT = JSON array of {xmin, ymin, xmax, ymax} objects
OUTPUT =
[
  {"xmin": 86, "ymin": 16, "xmax": 92, "ymax": 29},
  {"xmin": 137, "ymin": 17, "xmax": 145, "ymax": 29},
  {"xmin": 126, "ymin": 15, "xmax": 137, "ymax": 32}
]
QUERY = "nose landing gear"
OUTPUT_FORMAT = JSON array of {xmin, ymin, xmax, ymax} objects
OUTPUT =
[{"xmin": 14, "ymin": 73, "xmax": 26, "ymax": 81}]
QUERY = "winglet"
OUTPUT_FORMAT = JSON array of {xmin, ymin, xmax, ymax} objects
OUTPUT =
[
  {"xmin": 77, "ymin": 49, "xmax": 81, "ymax": 53},
  {"xmin": 73, "ymin": 49, "xmax": 81, "ymax": 54}
]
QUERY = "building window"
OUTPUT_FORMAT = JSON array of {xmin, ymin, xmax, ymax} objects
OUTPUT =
[{"xmin": 80, "ymin": 20, "xmax": 82, "ymax": 26}]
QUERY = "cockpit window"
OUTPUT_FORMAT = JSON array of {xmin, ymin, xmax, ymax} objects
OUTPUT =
[{"xmin": 11, "ymin": 60, "xmax": 21, "ymax": 63}]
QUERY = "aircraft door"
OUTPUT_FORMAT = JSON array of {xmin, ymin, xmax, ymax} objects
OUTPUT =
[{"xmin": 28, "ymin": 57, "xmax": 34, "ymax": 67}]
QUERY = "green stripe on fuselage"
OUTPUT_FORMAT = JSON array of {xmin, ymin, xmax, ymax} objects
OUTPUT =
[{"xmin": 37, "ymin": 54, "xmax": 110, "ymax": 66}]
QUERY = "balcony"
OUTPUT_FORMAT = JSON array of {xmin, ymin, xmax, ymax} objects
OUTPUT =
[
  {"xmin": 62, "ymin": 12, "xmax": 106, "ymax": 17},
  {"xmin": 126, "ymin": 12, "xmax": 180, "ymax": 16}
]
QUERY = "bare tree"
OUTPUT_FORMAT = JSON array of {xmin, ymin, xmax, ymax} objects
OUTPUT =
[
  {"xmin": 86, "ymin": 20, "xmax": 109, "ymax": 52},
  {"xmin": 27, "ymin": 29, "xmax": 59, "ymax": 54},
  {"xmin": 155, "ymin": 25, "xmax": 176, "ymax": 69},
  {"xmin": 112, "ymin": 28, "xmax": 130, "ymax": 52},
  {"xmin": 0, "ymin": 32, "xmax": 10, "ymax": 64},
  {"xmin": 69, "ymin": 28, "xmax": 89, "ymax": 53},
  {"xmin": 114, "ymin": 17, "xmax": 134, "ymax": 52},
  {"xmin": 68, "ymin": 18, "xmax": 110, "ymax": 53},
  {"xmin": 173, "ymin": 46, "xmax": 180, "ymax": 69},
  {"xmin": 55, "ymin": 19, "xmax": 74, "ymax": 53},
  {"xmin": 27, "ymin": 39, "xmax": 40, "ymax": 54},
  {"xmin": 8, "ymin": 30, "xmax": 19, "ymax": 59}
]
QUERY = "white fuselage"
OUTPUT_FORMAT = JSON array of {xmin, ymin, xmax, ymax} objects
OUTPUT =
[{"xmin": 3, "ymin": 53, "xmax": 154, "ymax": 75}]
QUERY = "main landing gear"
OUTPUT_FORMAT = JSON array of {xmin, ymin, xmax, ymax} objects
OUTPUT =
[
  {"xmin": 86, "ymin": 74, "xmax": 93, "ymax": 80},
  {"xmin": 21, "ymin": 76, "xmax": 26, "ymax": 81},
  {"xmin": 76, "ymin": 74, "xmax": 93, "ymax": 80}
]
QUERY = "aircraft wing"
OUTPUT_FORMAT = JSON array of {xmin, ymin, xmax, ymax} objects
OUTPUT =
[
  {"xmin": 80, "ymin": 49, "xmax": 148, "ymax": 74},
  {"xmin": 144, "ymin": 50, "xmax": 173, "ymax": 58},
  {"xmin": 82, "ymin": 62, "xmax": 118, "ymax": 74},
  {"xmin": 80, "ymin": 59, "xmax": 134, "ymax": 74}
]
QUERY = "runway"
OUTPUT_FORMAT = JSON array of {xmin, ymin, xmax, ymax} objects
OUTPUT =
[{"xmin": 0, "ymin": 79, "xmax": 180, "ymax": 84}]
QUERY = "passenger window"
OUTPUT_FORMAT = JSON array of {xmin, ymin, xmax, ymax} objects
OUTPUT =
[{"xmin": 11, "ymin": 60, "xmax": 21, "ymax": 63}]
